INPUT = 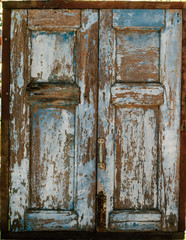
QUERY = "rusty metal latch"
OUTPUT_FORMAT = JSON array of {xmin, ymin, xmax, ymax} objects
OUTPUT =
[
  {"xmin": 96, "ymin": 191, "xmax": 106, "ymax": 232},
  {"xmin": 98, "ymin": 139, "xmax": 105, "ymax": 170}
]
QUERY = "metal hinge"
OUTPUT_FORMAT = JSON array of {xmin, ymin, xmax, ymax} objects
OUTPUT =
[{"xmin": 181, "ymin": 120, "xmax": 186, "ymax": 131}]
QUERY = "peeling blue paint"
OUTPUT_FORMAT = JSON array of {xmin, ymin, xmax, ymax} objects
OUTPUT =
[{"xmin": 113, "ymin": 9, "xmax": 165, "ymax": 29}]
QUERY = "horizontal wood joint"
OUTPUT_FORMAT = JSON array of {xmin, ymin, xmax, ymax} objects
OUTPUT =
[
  {"xmin": 111, "ymin": 83, "xmax": 164, "ymax": 107},
  {"xmin": 26, "ymin": 81, "xmax": 80, "ymax": 106}
]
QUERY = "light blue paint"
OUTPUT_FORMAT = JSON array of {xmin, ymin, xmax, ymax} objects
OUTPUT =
[
  {"xmin": 85, "ymin": 34, "xmax": 88, "ymax": 42},
  {"xmin": 25, "ymin": 210, "xmax": 78, "ymax": 231},
  {"xmin": 113, "ymin": 9, "xmax": 165, "ymax": 29},
  {"xmin": 81, "ymin": 10, "xmax": 98, "ymax": 33},
  {"xmin": 85, "ymin": 34, "xmax": 89, "ymax": 51},
  {"xmin": 31, "ymin": 30, "xmax": 75, "ymax": 82},
  {"xmin": 31, "ymin": 107, "xmax": 75, "ymax": 210},
  {"xmin": 85, "ymin": 43, "xmax": 88, "ymax": 52},
  {"xmin": 63, "ymin": 11, "xmax": 77, "ymax": 17}
]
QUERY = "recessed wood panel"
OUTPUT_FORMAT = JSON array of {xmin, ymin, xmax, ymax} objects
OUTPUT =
[
  {"xmin": 115, "ymin": 107, "xmax": 158, "ymax": 210},
  {"xmin": 116, "ymin": 30, "xmax": 160, "ymax": 82},
  {"xmin": 28, "ymin": 9, "xmax": 81, "ymax": 31},
  {"xmin": 31, "ymin": 31, "xmax": 76, "ymax": 82},
  {"xmin": 31, "ymin": 106, "xmax": 75, "ymax": 210},
  {"xmin": 113, "ymin": 9, "xmax": 165, "ymax": 30}
]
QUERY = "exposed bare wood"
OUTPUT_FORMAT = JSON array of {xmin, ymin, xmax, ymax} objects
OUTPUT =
[
  {"xmin": 115, "ymin": 107, "xmax": 159, "ymax": 210},
  {"xmin": 111, "ymin": 83, "xmax": 164, "ymax": 106},
  {"xmin": 179, "ymin": 8, "xmax": 186, "ymax": 232},
  {"xmin": 3, "ymin": 1, "xmax": 186, "ymax": 10},
  {"xmin": 28, "ymin": 9, "xmax": 81, "ymax": 30},
  {"xmin": 26, "ymin": 81, "xmax": 80, "ymax": 106},
  {"xmin": 109, "ymin": 210, "xmax": 161, "ymax": 222},
  {"xmin": 97, "ymin": 9, "xmax": 115, "ymax": 231},
  {"xmin": 25, "ymin": 210, "xmax": 78, "ymax": 231},
  {"xmin": 4, "ymin": 5, "xmax": 184, "ymax": 235},
  {"xmin": 109, "ymin": 222, "xmax": 161, "ymax": 232},
  {"xmin": 109, "ymin": 210, "xmax": 161, "ymax": 231},
  {"xmin": 116, "ymin": 31, "xmax": 160, "ymax": 83},
  {"xmin": 30, "ymin": 31, "xmax": 76, "ymax": 83},
  {"xmin": 75, "ymin": 9, "xmax": 98, "ymax": 231},
  {"xmin": 1, "ymin": 9, "xmax": 11, "ymax": 233},
  {"xmin": 159, "ymin": 9, "xmax": 182, "ymax": 231},
  {"xmin": 9, "ymin": 10, "xmax": 30, "ymax": 232},
  {"xmin": 30, "ymin": 106, "xmax": 75, "ymax": 211}
]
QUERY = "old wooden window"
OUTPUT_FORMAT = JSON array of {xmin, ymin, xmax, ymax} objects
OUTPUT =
[{"xmin": 1, "ymin": 2, "xmax": 185, "ymax": 239}]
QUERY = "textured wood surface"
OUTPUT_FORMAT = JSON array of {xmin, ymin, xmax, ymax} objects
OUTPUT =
[
  {"xmin": 9, "ymin": 9, "xmax": 99, "ymax": 232},
  {"xmin": 26, "ymin": 82, "xmax": 80, "ymax": 106},
  {"xmin": 28, "ymin": 9, "xmax": 81, "ymax": 30},
  {"xmin": 5, "ymin": 7, "xmax": 183, "ymax": 234},
  {"xmin": 75, "ymin": 10, "xmax": 98, "ymax": 231},
  {"xmin": 30, "ymin": 31, "xmax": 76, "ymax": 82},
  {"xmin": 1, "ymin": 9, "xmax": 11, "ymax": 233},
  {"xmin": 113, "ymin": 9, "xmax": 165, "ymax": 30},
  {"xmin": 179, "ymin": 8, "xmax": 186, "ymax": 232},
  {"xmin": 115, "ymin": 107, "xmax": 159, "ymax": 210},
  {"xmin": 25, "ymin": 210, "xmax": 78, "ymax": 231},
  {"xmin": 3, "ymin": 1, "xmax": 186, "ymax": 9},
  {"xmin": 111, "ymin": 83, "xmax": 164, "ymax": 106},
  {"xmin": 9, "ymin": 10, "xmax": 30, "ymax": 232},
  {"xmin": 109, "ymin": 210, "xmax": 161, "ymax": 222},
  {"xmin": 97, "ymin": 9, "xmax": 115, "ymax": 231},
  {"xmin": 30, "ymin": 107, "xmax": 75, "ymax": 210},
  {"xmin": 159, "ymin": 10, "xmax": 182, "ymax": 231},
  {"xmin": 116, "ymin": 31, "xmax": 160, "ymax": 82},
  {"xmin": 99, "ymin": 9, "xmax": 182, "ymax": 232},
  {"xmin": 109, "ymin": 222, "xmax": 161, "ymax": 232}
]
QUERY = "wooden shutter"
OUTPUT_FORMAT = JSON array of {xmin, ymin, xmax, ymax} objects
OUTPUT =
[
  {"xmin": 98, "ymin": 9, "xmax": 182, "ymax": 232},
  {"xmin": 9, "ymin": 9, "xmax": 98, "ymax": 232}
]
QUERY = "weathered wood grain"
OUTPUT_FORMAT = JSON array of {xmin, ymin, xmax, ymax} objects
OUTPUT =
[
  {"xmin": 9, "ymin": 10, "xmax": 30, "ymax": 232},
  {"xmin": 26, "ymin": 81, "xmax": 80, "ymax": 106},
  {"xmin": 98, "ymin": 9, "xmax": 115, "ymax": 231},
  {"xmin": 25, "ymin": 210, "xmax": 78, "ymax": 231},
  {"xmin": 115, "ymin": 107, "xmax": 159, "ymax": 210},
  {"xmin": 75, "ymin": 10, "xmax": 98, "ymax": 231},
  {"xmin": 111, "ymin": 83, "xmax": 164, "ymax": 106},
  {"xmin": 109, "ymin": 210, "xmax": 161, "ymax": 222},
  {"xmin": 30, "ymin": 106, "xmax": 75, "ymax": 210},
  {"xmin": 113, "ymin": 9, "xmax": 165, "ymax": 30},
  {"xmin": 116, "ymin": 31, "xmax": 160, "ymax": 83},
  {"xmin": 179, "ymin": 8, "xmax": 186, "ymax": 232},
  {"xmin": 1, "ymin": 8, "xmax": 11, "ymax": 233},
  {"xmin": 109, "ymin": 222, "xmax": 161, "ymax": 232},
  {"xmin": 31, "ymin": 31, "xmax": 76, "ymax": 83},
  {"xmin": 6, "ymin": 7, "xmax": 183, "ymax": 234},
  {"xmin": 4, "ymin": 1, "xmax": 186, "ymax": 10},
  {"xmin": 159, "ymin": 10, "xmax": 182, "ymax": 231},
  {"xmin": 28, "ymin": 9, "xmax": 81, "ymax": 30}
]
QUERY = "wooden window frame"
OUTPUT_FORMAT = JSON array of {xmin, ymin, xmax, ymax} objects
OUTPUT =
[{"xmin": 1, "ymin": 1, "xmax": 185, "ymax": 239}]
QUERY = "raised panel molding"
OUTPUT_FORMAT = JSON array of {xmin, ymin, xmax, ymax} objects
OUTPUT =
[
  {"xmin": 26, "ymin": 81, "xmax": 80, "ymax": 106},
  {"xmin": 111, "ymin": 83, "xmax": 164, "ymax": 106}
]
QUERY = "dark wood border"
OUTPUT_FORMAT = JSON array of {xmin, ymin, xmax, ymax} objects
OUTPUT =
[
  {"xmin": 180, "ymin": 8, "xmax": 186, "ymax": 233},
  {"xmin": 3, "ymin": 0, "xmax": 186, "ymax": 9},
  {"xmin": 1, "ymin": 231, "xmax": 185, "ymax": 240},
  {"xmin": 1, "ymin": 1, "xmax": 185, "ymax": 238},
  {"xmin": 1, "ymin": 8, "xmax": 11, "ymax": 234}
]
